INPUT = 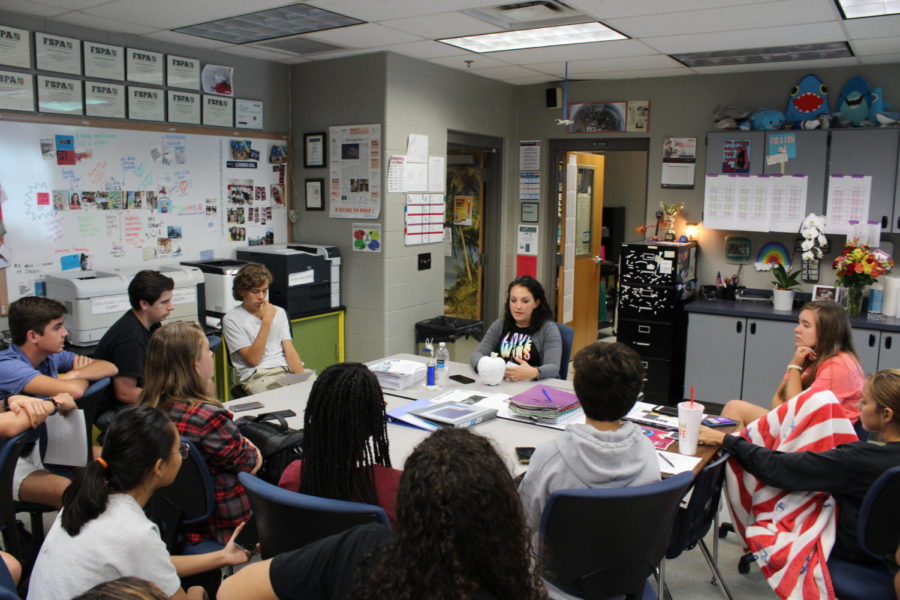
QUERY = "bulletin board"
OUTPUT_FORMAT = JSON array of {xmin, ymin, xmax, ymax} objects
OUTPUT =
[{"xmin": 0, "ymin": 115, "xmax": 290, "ymax": 304}]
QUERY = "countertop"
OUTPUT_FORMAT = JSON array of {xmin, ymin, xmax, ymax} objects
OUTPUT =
[{"xmin": 685, "ymin": 298, "xmax": 900, "ymax": 333}]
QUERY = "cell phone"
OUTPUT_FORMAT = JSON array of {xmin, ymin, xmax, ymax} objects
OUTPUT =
[
  {"xmin": 230, "ymin": 401, "xmax": 264, "ymax": 412},
  {"xmin": 516, "ymin": 447, "xmax": 536, "ymax": 464},
  {"xmin": 702, "ymin": 416, "xmax": 737, "ymax": 428},
  {"xmin": 234, "ymin": 516, "xmax": 258, "ymax": 553},
  {"xmin": 261, "ymin": 409, "xmax": 296, "ymax": 419},
  {"xmin": 449, "ymin": 374, "xmax": 476, "ymax": 384},
  {"xmin": 653, "ymin": 405, "xmax": 679, "ymax": 417}
]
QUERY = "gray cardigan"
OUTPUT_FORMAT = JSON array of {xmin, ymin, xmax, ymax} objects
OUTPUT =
[{"xmin": 470, "ymin": 318, "xmax": 562, "ymax": 380}]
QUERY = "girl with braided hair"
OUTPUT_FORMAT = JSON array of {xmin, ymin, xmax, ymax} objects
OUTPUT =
[
  {"xmin": 220, "ymin": 427, "xmax": 547, "ymax": 600},
  {"xmin": 278, "ymin": 362, "xmax": 400, "ymax": 523}
]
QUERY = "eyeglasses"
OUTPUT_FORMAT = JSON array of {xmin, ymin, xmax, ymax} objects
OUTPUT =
[{"xmin": 179, "ymin": 442, "xmax": 190, "ymax": 459}]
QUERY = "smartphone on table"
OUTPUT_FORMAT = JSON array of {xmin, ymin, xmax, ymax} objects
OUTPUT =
[{"xmin": 516, "ymin": 447, "xmax": 536, "ymax": 464}]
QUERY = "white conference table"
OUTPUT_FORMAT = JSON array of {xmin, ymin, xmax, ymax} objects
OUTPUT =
[{"xmin": 224, "ymin": 353, "xmax": 574, "ymax": 475}]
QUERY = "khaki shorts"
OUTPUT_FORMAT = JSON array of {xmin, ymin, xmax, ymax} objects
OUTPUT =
[
  {"xmin": 241, "ymin": 366, "xmax": 291, "ymax": 396},
  {"xmin": 12, "ymin": 447, "xmax": 45, "ymax": 502}
]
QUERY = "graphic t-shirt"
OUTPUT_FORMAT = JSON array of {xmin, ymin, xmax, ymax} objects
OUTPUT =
[{"xmin": 499, "ymin": 327, "xmax": 542, "ymax": 368}]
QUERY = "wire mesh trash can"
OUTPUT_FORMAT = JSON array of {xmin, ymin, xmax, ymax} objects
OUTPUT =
[{"xmin": 415, "ymin": 317, "xmax": 484, "ymax": 362}]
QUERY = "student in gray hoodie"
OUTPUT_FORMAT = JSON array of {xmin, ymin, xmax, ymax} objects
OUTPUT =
[{"xmin": 519, "ymin": 342, "xmax": 661, "ymax": 538}]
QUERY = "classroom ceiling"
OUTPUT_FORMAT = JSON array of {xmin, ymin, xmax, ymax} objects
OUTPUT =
[{"xmin": 5, "ymin": 0, "xmax": 900, "ymax": 84}]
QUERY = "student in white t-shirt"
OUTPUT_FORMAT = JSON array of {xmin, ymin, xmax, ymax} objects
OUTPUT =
[{"xmin": 222, "ymin": 264, "xmax": 304, "ymax": 396}]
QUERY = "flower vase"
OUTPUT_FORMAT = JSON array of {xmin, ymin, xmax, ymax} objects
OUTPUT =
[{"xmin": 844, "ymin": 285, "xmax": 863, "ymax": 318}]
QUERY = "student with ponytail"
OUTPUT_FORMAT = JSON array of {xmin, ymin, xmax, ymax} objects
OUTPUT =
[
  {"xmin": 278, "ymin": 362, "xmax": 400, "ymax": 523},
  {"xmin": 28, "ymin": 406, "xmax": 252, "ymax": 600}
]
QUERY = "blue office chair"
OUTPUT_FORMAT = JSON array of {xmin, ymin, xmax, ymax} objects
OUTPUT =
[
  {"xmin": 1, "ymin": 427, "xmax": 56, "ymax": 567},
  {"xmin": 0, "ymin": 555, "xmax": 18, "ymax": 600},
  {"xmin": 665, "ymin": 452, "xmax": 733, "ymax": 600},
  {"xmin": 556, "ymin": 322, "xmax": 574, "ymax": 379},
  {"xmin": 148, "ymin": 440, "xmax": 224, "ymax": 556},
  {"xmin": 827, "ymin": 466, "xmax": 900, "ymax": 600},
  {"xmin": 539, "ymin": 471, "xmax": 693, "ymax": 600},
  {"xmin": 239, "ymin": 471, "xmax": 390, "ymax": 559}
]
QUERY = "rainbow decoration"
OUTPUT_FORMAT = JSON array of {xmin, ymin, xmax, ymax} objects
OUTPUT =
[{"xmin": 754, "ymin": 241, "xmax": 791, "ymax": 271}]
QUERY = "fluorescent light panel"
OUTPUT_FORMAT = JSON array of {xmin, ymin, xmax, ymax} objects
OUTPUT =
[
  {"xmin": 834, "ymin": 0, "xmax": 900, "ymax": 18},
  {"xmin": 439, "ymin": 22, "xmax": 626, "ymax": 53},
  {"xmin": 672, "ymin": 42, "xmax": 853, "ymax": 67},
  {"xmin": 173, "ymin": 4, "xmax": 363, "ymax": 44}
]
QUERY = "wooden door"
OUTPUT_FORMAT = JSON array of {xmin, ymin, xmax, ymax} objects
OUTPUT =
[{"xmin": 557, "ymin": 152, "xmax": 604, "ymax": 356}]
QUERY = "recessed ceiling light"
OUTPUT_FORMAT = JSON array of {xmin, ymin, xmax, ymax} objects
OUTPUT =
[
  {"xmin": 672, "ymin": 42, "xmax": 853, "ymax": 68},
  {"xmin": 173, "ymin": 4, "xmax": 363, "ymax": 44},
  {"xmin": 834, "ymin": 0, "xmax": 900, "ymax": 19},
  {"xmin": 439, "ymin": 22, "xmax": 626, "ymax": 53}
]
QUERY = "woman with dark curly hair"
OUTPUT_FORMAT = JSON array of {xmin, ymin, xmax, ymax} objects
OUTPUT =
[
  {"xmin": 278, "ymin": 362, "xmax": 400, "ymax": 523},
  {"xmin": 470, "ymin": 275, "xmax": 561, "ymax": 381},
  {"xmin": 219, "ymin": 428, "xmax": 547, "ymax": 600}
]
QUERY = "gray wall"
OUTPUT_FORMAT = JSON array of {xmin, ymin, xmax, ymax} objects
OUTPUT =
[
  {"xmin": 516, "ymin": 64, "xmax": 900, "ymax": 291},
  {"xmin": 0, "ymin": 10, "xmax": 290, "ymax": 132}
]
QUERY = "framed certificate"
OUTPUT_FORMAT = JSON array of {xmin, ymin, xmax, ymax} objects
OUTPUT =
[
  {"xmin": 304, "ymin": 132, "xmax": 326, "ymax": 168},
  {"xmin": 0, "ymin": 70, "xmax": 34, "ymax": 111},
  {"xmin": 127, "ymin": 86, "xmax": 164, "ymax": 121},
  {"xmin": 35, "ymin": 32, "xmax": 81, "ymax": 75},
  {"xmin": 202, "ymin": 94, "xmax": 233, "ymax": 127},
  {"xmin": 85, "ymin": 81, "xmax": 125, "ymax": 118},
  {"xmin": 126, "ymin": 48, "xmax": 163, "ymax": 85},
  {"xmin": 305, "ymin": 178, "xmax": 324, "ymax": 210},
  {"xmin": 0, "ymin": 25, "xmax": 30, "ymax": 68},
  {"xmin": 235, "ymin": 99, "xmax": 263, "ymax": 129},
  {"xmin": 83, "ymin": 41, "xmax": 124, "ymax": 80},
  {"xmin": 166, "ymin": 55, "xmax": 200, "ymax": 90},
  {"xmin": 37, "ymin": 75, "xmax": 82, "ymax": 115},
  {"xmin": 167, "ymin": 90, "xmax": 200, "ymax": 124}
]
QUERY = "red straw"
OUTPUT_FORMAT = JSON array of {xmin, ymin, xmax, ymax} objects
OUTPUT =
[{"xmin": 690, "ymin": 385, "xmax": 695, "ymax": 408}]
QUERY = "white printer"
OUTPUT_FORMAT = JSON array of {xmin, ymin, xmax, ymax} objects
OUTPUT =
[
  {"xmin": 181, "ymin": 259, "xmax": 249, "ymax": 317},
  {"xmin": 44, "ymin": 264, "xmax": 204, "ymax": 345},
  {"xmin": 288, "ymin": 244, "xmax": 341, "ymax": 309}
]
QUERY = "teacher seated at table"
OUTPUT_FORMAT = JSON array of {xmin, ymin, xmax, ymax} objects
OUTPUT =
[
  {"xmin": 279, "ymin": 362, "xmax": 401, "ymax": 524},
  {"xmin": 470, "ymin": 275, "xmax": 561, "ymax": 382}
]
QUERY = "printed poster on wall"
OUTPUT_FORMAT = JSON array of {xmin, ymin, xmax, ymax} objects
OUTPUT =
[
  {"xmin": 0, "ymin": 70, "xmax": 34, "ymax": 112},
  {"xmin": 37, "ymin": 75, "xmax": 82, "ymax": 115},
  {"xmin": 83, "ymin": 41, "xmax": 124, "ymax": 80},
  {"xmin": 203, "ymin": 95, "xmax": 233, "ymax": 127},
  {"xmin": 35, "ymin": 32, "xmax": 81, "ymax": 75},
  {"xmin": 128, "ymin": 86, "xmax": 164, "ymax": 121},
  {"xmin": 352, "ymin": 223, "xmax": 382, "ymax": 252},
  {"xmin": 329, "ymin": 124, "xmax": 382, "ymax": 219},
  {"xmin": 166, "ymin": 55, "xmax": 200, "ymax": 90},
  {"xmin": 167, "ymin": 91, "xmax": 200, "ymax": 124},
  {"xmin": 126, "ymin": 48, "xmax": 163, "ymax": 85},
  {"xmin": 722, "ymin": 139, "xmax": 750, "ymax": 173},
  {"xmin": 85, "ymin": 81, "xmax": 125, "ymax": 118},
  {"xmin": 0, "ymin": 25, "xmax": 30, "ymax": 68}
]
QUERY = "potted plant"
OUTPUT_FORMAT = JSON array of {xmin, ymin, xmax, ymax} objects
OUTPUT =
[{"xmin": 771, "ymin": 263, "xmax": 801, "ymax": 311}]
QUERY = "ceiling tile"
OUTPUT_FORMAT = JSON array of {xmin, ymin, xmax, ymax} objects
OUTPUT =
[
  {"xmin": 606, "ymin": 0, "xmax": 839, "ymax": 38},
  {"xmin": 530, "ymin": 54, "xmax": 683, "ymax": 78},
  {"xmin": 140, "ymin": 30, "xmax": 231, "ymax": 50},
  {"xmin": 378, "ymin": 40, "xmax": 470, "ymax": 60},
  {"xmin": 843, "ymin": 14, "xmax": 900, "ymax": 39},
  {"xmin": 79, "ymin": 0, "xmax": 298, "ymax": 30},
  {"xmin": 577, "ymin": 67, "xmax": 693, "ymax": 79},
  {"xmin": 852, "ymin": 37, "xmax": 900, "ymax": 55},
  {"xmin": 859, "ymin": 53, "xmax": 900, "ymax": 65},
  {"xmin": 303, "ymin": 47, "xmax": 379, "ymax": 61},
  {"xmin": 0, "ymin": 0, "xmax": 68, "ymax": 17},
  {"xmin": 565, "ymin": 0, "xmax": 773, "ymax": 19},
  {"xmin": 378, "ymin": 12, "xmax": 501, "ymax": 38},
  {"xmin": 302, "ymin": 23, "xmax": 423, "ymax": 48},
  {"xmin": 643, "ymin": 21, "xmax": 847, "ymax": 54},
  {"xmin": 502, "ymin": 73, "xmax": 561, "ymax": 85},
  {"xmin": 218, "ymin": 44, "xmax": 296, "ymax": 61},
  {"xmin": 25, "ymin": 0, "xmax": 113, "ymax": 9},
  {"xmin": 304, "ymin": 0, "xmax": 493, "ymax": 21},
  {"xmin": 487, "ymin": 39, "xmax": 659, "ymax": 66},
  {"xmin": 427, "ymin": 54, "xmax": 510, "ymax": 70},
  {"xmin": 691, "ymin": 55, "xmax": 860, "ymax": 74},
  {"xmin": 53, "ymin": 12, "xmax": 160, "ymax": 35},
  {"xmin": 469, "ymin": 64, "xmax": 549, "ymax": 80}
]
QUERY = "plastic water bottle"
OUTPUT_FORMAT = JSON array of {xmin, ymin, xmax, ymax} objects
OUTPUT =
[
  {"xmin": 435, "ymin": 342, "xmax": 450, "ymax": 387},
  {"xmin": 424, "ymin": 340, "xmax": 436, "ymax": 387}
]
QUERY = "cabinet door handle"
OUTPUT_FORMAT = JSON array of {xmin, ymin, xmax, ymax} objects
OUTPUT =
[
  {"xmin": 634, "ymin": 341, "xmax": 651, "ymax": 347},
  {"xmin": 882, "ymin": 215, "xmax": 888, "ymax": 229},
  {"xmin": 886, "ymin": 336, "xmax": 893, "ymax": 350},
  {"xmin": 749, "ymin": 322, "xmax": 756, "ymax": 335},
  {"xmin": 736, "ymin": 321, "xmax": 742, "ymax": 334},
  {"xmin": 869, "ymin": 333, "xmax": 876, "ymax": 347},
  {"xmin": 897, "ymin": 216, "xmax": 900, "ymax": 230},
  {"xmin": 638, "ymin": 325, "xmax": 651, "ymax": 334}
]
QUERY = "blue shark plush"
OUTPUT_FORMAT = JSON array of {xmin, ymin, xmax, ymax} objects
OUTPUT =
[
  {"xmin": 746, "ymin": 109, "xmax": 785, "ymax": 130},
  {"xmin": 785, "ymin": 74, "xmax": 830, "ymax": 125},
  {"xmin": 837, "ymin": 76, "xmax": 873, "ymax": 126},
  {"xmin": 869, "ymin": 87, "xmax": 900, "ymax": 125}
]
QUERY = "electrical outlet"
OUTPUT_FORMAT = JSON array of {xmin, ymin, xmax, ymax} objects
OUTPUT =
[{"xmin": 418, "ymin": 253, "xmax": 431, "ymax": 271}]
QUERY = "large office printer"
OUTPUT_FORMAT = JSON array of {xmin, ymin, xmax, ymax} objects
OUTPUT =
[
  {"xmin": 286, "ymin": 244, "xmax": 341, "ymax": 309},
  {"xmin": 180, "ymin": 259, "xmax": 249, "ymax": 318},
  {"xmin": 45, "ymin": 264, "xmax": 204, "ymax": 345},
  {"xmin": 236, "ymin": 244, "xmax": 340, "ymax": 317}
]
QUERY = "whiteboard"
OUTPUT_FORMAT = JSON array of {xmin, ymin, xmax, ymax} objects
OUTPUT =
[{"xmin": 0, "ymin": 118, "xmax": 290, "ymax": 301}]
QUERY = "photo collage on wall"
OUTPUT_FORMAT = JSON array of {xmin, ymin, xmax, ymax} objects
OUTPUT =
[{"xmin": 224, "ymin": 139, "xmax": 287, "ymax": 245}]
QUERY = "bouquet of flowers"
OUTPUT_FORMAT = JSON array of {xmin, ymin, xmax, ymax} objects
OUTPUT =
[{"xmin": 832, "ymin": 239, "xmax": 894, "ymax": 316}]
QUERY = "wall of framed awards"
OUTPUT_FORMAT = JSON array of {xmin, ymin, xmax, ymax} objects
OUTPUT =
[{"xmin": 0, "ymin": 24, "xmax": 264, "ymax": 130}]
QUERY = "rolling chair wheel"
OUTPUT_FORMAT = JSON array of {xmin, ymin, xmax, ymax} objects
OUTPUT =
[
  {"xmin": 718, "ymin": 522, "xmax": 735, "ymax": 539},
  {"xmin": 738, "ymin": 552, "xmax": 754, "ymax": 574}
]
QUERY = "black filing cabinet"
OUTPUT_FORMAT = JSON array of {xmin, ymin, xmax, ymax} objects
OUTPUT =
[{"xmin": 617, "ymin": 241, "xmax": 697, "ymax": 405}]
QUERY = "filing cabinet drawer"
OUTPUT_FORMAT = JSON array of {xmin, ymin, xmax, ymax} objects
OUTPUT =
[
  {"xmin": 618, "ymin": 285, "xmax": 683, "ymax": 322},
  {"xmin": 638, "ymin": 357, "xmax": 673, "ymax": 405},
  {"xmin": 618, "ymin": 320, "xmax": 676, "ymax": 360}
]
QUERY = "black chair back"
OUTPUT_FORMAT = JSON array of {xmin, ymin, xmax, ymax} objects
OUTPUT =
[
  {"xmin": 859, "ymin": 466, "xmax": 900, "ymax": 559},
  {"xmin": 239, "ymin": 472, "xmax": 390, "ymax": 559},
  {"xmin": 666, "ymin": 452, "xmax": 730, "ymax": 559},
  {"xmin": 0, "ymin": 429, "xmax": 52, "ymax": 565},
  {"xmin": 540, "ymin": 471, "xmax": 693, "ymax": 600}
]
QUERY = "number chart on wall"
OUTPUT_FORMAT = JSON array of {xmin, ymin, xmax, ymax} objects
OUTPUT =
[{"xmin": 0, "ymin": 118, "xmax": 290, "ymax": 301}]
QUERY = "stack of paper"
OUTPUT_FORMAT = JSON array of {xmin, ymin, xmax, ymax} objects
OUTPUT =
[
  {"xmin": 625, "ymin": 401, "xmax": 682, "ymax": 430},
  {"xmin": 369, "ymin": 359, "xmax": 426, "ymax": 390},
  {"xmin": 508, "ymin": 385, "xmax": 581, "ymax": 424}
]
